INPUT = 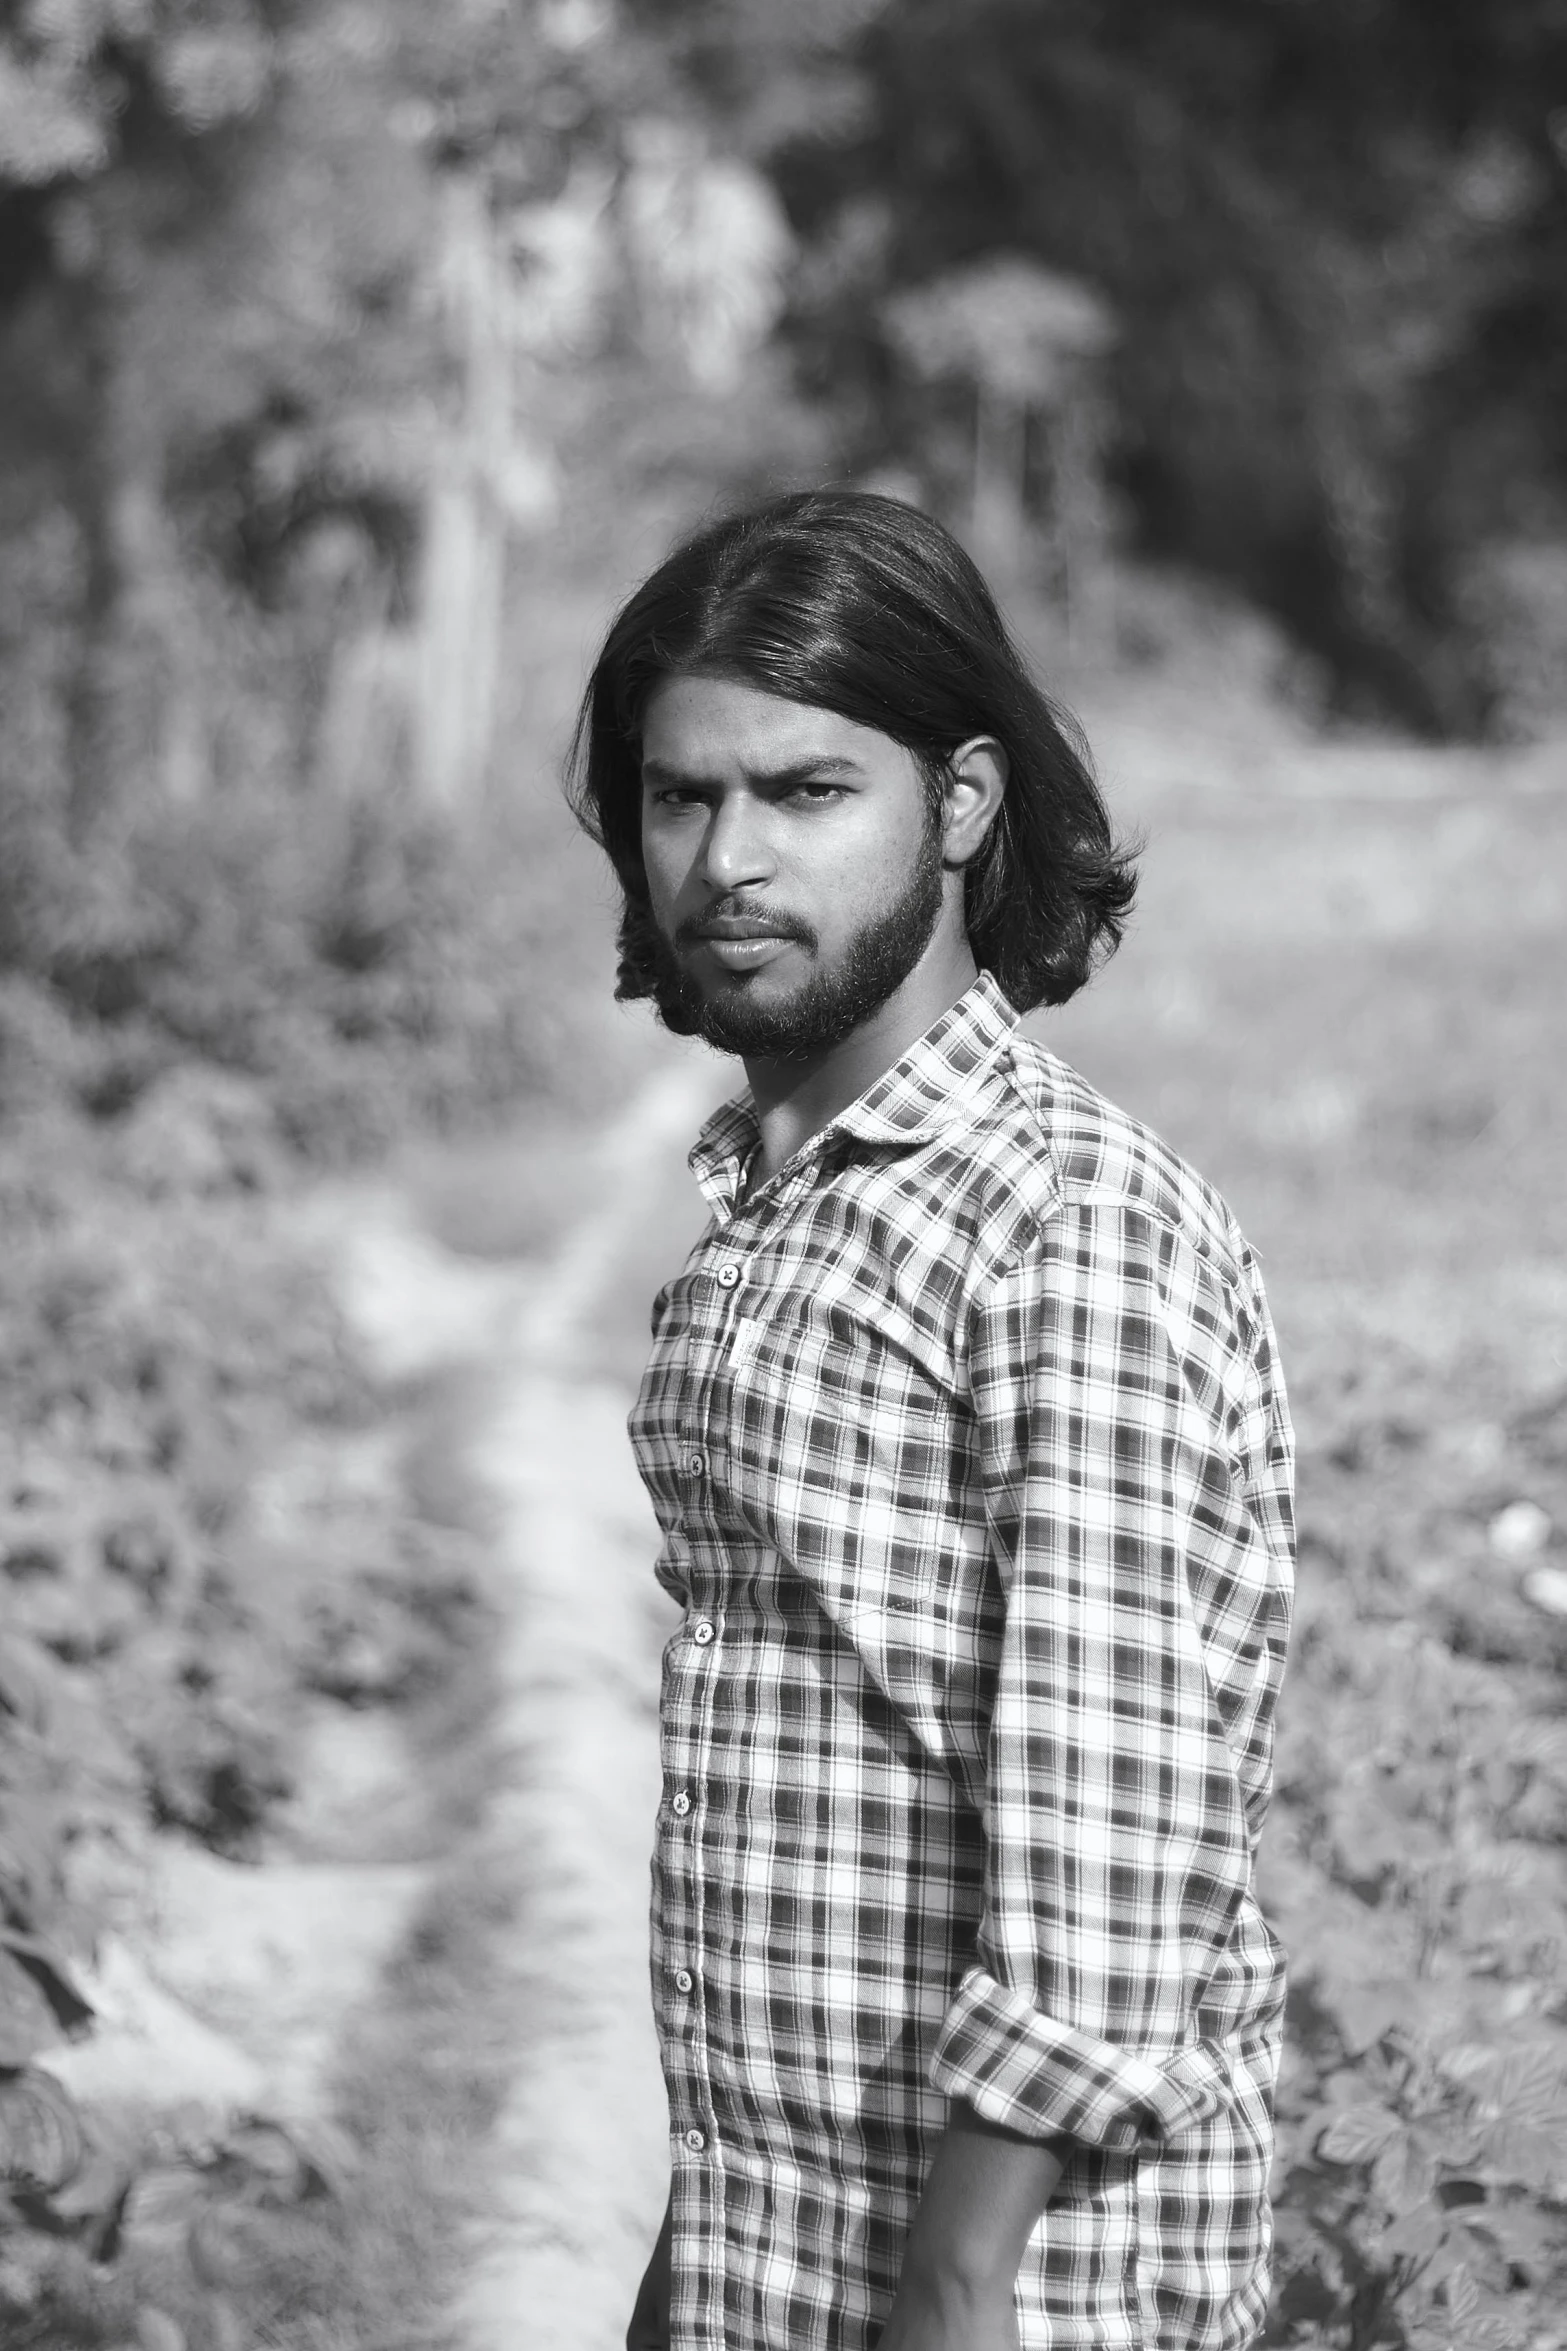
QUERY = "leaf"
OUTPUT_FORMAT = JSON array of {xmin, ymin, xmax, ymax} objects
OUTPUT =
[
  {"xmin": 79, "ymin": 2169, "xmax": 133, "ymax": 2264},
  {"xmin": 1327, "ymin": 1978, "xmax": 1411, "ymax": 2055},
  {"xmin": 1437, "ymin": 2040, "xmax": 1501, "ymax": 2090},
  {"xmin": 135, "ymin": 2313, "xmax": 187, "ymax": 2351},
  {"xmin": 213, "ymin": 2118, "xmax": 306, "ymax": 2202},
  {"xmin": 46, "ymin": 2145, "xmax": 131, "ymax": 2233},
  {"xmin": 0, "ymin": 1634, "xmax": 56, "ymax": 1735},
  {"xmin": 208, "ymin": 2291, "xmax": 245, "ymax": 2351},
  {"xmin": 0, "ymin": 1949, "xmax": 65, "ymax": 2067},
  {"xmin": 1506, "ymin": 1717, "xmax": 1567, "ymax": 1773},
  {"xmin": 39, "ymin": 2140, "xmax": 106, "ymax": 2217},
  {"xmin": 1372, "ymin": 2127, "xmax": 1435, "ymax": 2214},
  {"xmin": 1473, "ymin": 2192, "xmax": 1559, "ymax": 2274},
  {"xmin": 0, "ymin": 1928, "xmax": 95, "ymax": 2034},
  {"xmin": 187, "ymin": 2199, "xmax": 275, "ymax": 2291},
  {"xmin": 217, "ymin": 2110, "xmax": 353, "ymax": 2202},
  {"xmin": 259, "ymin": 2110, "xmax": 356, "ymax": 2198},
  {"xmin": 1445, "ymin": 2262, "xmax": 1480, "ymax": 2322},
  {"xmin": 1482, "ymin": 2116, "xmax": 1567, "ymax": 2191},
  {"xmin": 1491, "ymin": 2047, "xmax": 1567, "ymax": 2125},
  {"xmin": 0, "ymin": 2066, "xmax": 85, "ymax": 2193},
  {"xmin": 1380, "ymin": 2197, "xmax": 1448, "ymax": 2259},
  {"xmin": 1317, "ymin": 2103, "xmax": 1404, "ymax": 2163}
]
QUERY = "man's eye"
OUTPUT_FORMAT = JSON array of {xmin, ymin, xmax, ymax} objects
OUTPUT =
[{"xmin": 788, "ymin": 782, "xmax": 844, "ymax": 804}]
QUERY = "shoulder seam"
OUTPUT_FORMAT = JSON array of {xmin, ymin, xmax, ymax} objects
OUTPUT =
[
  {"xmin": 987, "ymin": 1185, "xmax": 1247, "ymax": 1293},
  {"xmin": 993, "ymin": 1047, "xmax": 1247, "ymax": 1288}
]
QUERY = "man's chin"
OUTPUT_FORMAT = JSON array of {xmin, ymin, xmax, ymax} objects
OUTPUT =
[
  {"xmin": 659, "ymin": 954, "xmax": 811, "ymax": 1056},
  {"xmin": 691, "ymin": 982, "xmax": 823, "ymax": 1060},
  {"xmin": 647, "ymin": 960, "xmax": 781, "ymax": 1053}
]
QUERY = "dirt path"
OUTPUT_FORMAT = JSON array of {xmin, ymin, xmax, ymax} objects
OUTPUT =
[
  {"xmin": 330, "ymin": 1052, "xmax": 722, "ymax": 2351},
  {"xmin": 454, "ymin": 1064, "xmax": 711, "ymax": 2351}
]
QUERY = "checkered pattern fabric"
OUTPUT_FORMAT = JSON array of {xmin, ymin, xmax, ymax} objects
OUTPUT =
[{"xmin": 628, "ymin": 973, "xmax": 1294, "ymax": 2351}]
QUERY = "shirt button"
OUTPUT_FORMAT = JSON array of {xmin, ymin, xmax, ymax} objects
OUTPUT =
[
  {"xmin": 715, "ymin": 1262, "xmax": 741, "ymax": 1290},
  {"xmin": 671, "ymin": 1789, "xmax": 692, "ymax": 1817},
  {"xmin": 684, "ymin": 2128, "xmax": 706, "ymax": 2153},
  {"xmin": 674, "ymin": 1968, "xmax": 694, "ymax": 1993},
  {"xmin": 692, "ymin": 1619, "xmax": 716, "ymax": 1646},
  {"xmin": 686, "ymin": 1450, "xmax": 706, "ymax": 1478}
]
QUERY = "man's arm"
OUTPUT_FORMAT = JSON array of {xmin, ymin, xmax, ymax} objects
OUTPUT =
[
  {"xmin": 927, "ymin": 1202, "xmax": 1291, "ymax": 2154},
  {"xmin": 878, "ymin": 2103, "xmax": 1069, "ymax": 2351}
]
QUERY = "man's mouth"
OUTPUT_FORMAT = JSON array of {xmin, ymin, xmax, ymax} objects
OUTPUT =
[
  {"xmin": 687, "ymin": 918, "xmax": 793, "ymax": 941},
  {"xmin": 689, "ymin": 931, "xmax": 797, "ymax": 973},
  {"xmin": 675, "ymin": 906, "xmax": 814, "ymax": 971},
  {"xmin": 666, "ymin": 903, "xmax": 815, "ymax": 983}
]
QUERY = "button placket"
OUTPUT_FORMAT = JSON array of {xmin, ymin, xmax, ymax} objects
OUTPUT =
[{"xmin": 663, "ymin": 1231, "xmax": 750, "ymax": 2235}]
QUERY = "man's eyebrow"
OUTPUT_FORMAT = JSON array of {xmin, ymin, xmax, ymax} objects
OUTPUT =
[{"xmin": 641, "ymin": 754, "xmax": 864, "ymax": 787}]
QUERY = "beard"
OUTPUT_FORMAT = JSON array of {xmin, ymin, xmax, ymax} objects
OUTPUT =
[{"xmin": 641, "ymin": 818, "xmax": 947, "ymax": 1060}]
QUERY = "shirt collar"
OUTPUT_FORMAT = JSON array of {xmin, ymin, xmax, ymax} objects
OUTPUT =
[{"xmin": 688, "ymin": 970, "xmax": 1020, "ymax": 1215}]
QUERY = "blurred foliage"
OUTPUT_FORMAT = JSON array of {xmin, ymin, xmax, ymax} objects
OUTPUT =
[
  {"xmin": 3, "ymin": 0, "xmax": 1562, "ymax": 901},
  {"xmin": 1260, "ymin": 1347, "xmax": 1567, "ymax": 2346},
  {"xmin": 0, "ymin": 749, "xmax": 577, "ymax": 1157},
  {"xmin": 0, "ymin": 0, "xmax": 754, "ymax": 1155},
  {"xmin": 0, "ymin": 1097, "xmax": 484, "ymax": 2342},
  {"xmin": 750, "ymin": 0, "xmax": 1567, "ymax": 734},
  {"xmin": 0, "ymin": 20, "xmax": 643, "ymax": 2340}
]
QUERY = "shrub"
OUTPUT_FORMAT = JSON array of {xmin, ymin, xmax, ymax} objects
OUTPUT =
[{"xmin": 1263, "ymin": 1342, "xmax": 1567, "ymax": 2347}]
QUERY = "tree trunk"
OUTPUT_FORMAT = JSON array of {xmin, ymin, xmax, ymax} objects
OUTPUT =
[
  {"xmin": 62, "ymin": 197, "xmax": 199, "ymax": 835},
  {"xmin": 415, "ymin": 174, "xmax": 509, "ymax": 811},
  {"xmin": 62, "ymin": 268, "xmax": 123, "ymax": 845},
  {"xmin": 1055, "ymin": 383, "xmax": 1113, "ymax": 665},
  {"xmin": 971, "ymin": 381, "xmax": 1026, "ymax": 588}
]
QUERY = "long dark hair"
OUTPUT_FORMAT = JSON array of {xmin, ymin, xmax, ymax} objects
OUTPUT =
[{"xmin": 567, "ymin": 489, "xmax": 1138, "ymax": 1024}]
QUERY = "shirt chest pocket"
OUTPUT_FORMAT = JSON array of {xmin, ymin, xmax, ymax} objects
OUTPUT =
[{"xmin": 714, "ymin": 1294, "xmax": 963, "ymax": 1618}]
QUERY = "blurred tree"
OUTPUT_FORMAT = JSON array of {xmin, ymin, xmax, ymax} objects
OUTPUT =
[
  {"xmin": 884, "ymin": 258, "xmax": 1116, "ymax": 645},
  {"xmin": 0, "ymin": 0, "xmax": 802, "ymax": 837},
  {"xmin": 0, "ymin": 0, "xmax": 829, "ymax": 1135},
  {"xmin": 771, "ymin": 0, "xmax": 1567, "ymax": 733},
  {"xmin": 0, "ymin": 0, "xmax": 436, "ymax": 835},
  {"xmin": 0, "ymin": 1, "xmax": 265, "ymax": 834}
]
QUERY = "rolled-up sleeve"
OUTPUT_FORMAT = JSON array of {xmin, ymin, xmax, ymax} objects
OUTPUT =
[{"xmin": 930, "ymin": 1193, "xmax": 1293, "ymax": 2154}]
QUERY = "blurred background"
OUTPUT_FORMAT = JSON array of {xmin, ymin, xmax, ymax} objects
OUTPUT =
[{"xmin": 1, "ymin": 5, "xmax": 1565, "ymax": 2349}]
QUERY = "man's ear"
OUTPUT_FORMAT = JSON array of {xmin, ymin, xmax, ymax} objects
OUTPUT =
[{"xmin": 942, "ymin": 737, "xmax": 1008, "ymax": 869}]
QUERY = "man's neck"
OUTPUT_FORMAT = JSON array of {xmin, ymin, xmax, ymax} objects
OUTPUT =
[{"xmin": 743, "ymin": 938, "xmax": 980, "ymax": 1186}]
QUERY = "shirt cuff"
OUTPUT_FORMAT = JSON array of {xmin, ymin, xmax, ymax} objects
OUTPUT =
[{"xmin": 930, "ymin": 1967, "xmax": 1228, "ymax": 2153}]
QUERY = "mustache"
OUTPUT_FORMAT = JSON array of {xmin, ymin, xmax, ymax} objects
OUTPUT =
[{"xmin": 673, "ymin": 898, "xmax": 817, "ymax": 951}]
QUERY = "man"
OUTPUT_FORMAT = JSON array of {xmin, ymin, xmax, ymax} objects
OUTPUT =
[{"xmin": 570, "ymin": 491, "xmax": 1293, "ymax": 2351}]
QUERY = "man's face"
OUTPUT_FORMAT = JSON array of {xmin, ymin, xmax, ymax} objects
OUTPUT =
[{"xmin": 638, "ymin": 675, "xmax": 947, "ymax": 1059}]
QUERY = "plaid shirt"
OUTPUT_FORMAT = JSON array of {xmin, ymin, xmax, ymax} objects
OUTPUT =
[{"xmin": 629, "ymin": 973, "xmax": 1294, "ymax": 2351}]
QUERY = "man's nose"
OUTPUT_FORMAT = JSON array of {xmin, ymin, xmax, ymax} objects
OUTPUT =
[{"xmin": 699, "ymin": 795, "xmax": 773, "ymax": 891}]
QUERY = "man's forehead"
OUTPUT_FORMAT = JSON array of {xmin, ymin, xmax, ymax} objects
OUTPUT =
[{"xmin": 639, "ymin": 674, "xmax": 892, "ymax": 774}]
